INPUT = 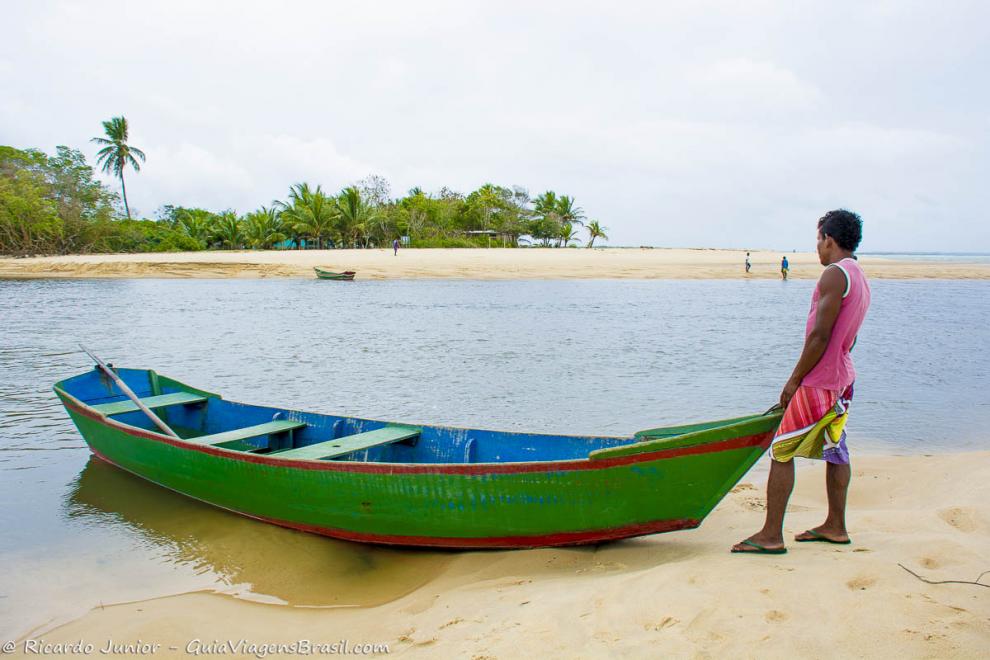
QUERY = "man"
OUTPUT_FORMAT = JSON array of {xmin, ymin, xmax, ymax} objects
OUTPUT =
[
  {"xmin": 781, "ymin": 255, "xmax": 789, "ymax": 280},
  {"xmin": 732, "ymin": 209, "xmax": 870, "ymax": 554},
  {"xmin": 745, "ymin": 252, "xmax": 751, "ymax": 273},
  {"xmin": 393, "ymin": 237, "xmax": 400, "ymax": 256}
]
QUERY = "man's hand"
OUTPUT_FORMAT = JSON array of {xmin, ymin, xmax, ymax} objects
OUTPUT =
[{"xmin": 780, "ymin": 377, "xmax": 801, "ymax": 409}]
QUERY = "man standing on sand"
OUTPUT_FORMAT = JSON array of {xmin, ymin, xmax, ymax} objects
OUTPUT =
[
  {"xmin": 393, "ymin": 237, "xmax": 399, "ymax": 256},
  {"xmin": 781, "ymin": 255, "xmax": 789, "ymax": 280},
  {"xmin": 732, "ymin": 209, "xmax": 871, "ymax": 554},
  {"xmin": 745, "ymin": 252, "xmax": 751, "ymax": 273}
]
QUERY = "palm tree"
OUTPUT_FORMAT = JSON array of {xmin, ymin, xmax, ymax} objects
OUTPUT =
[
  {"xmin": 532, "ymin": 191, "xmax": 558, "ymax": 218},
  {"xmin": 531, "ymin": 191, "xmax": 562, "ymax": 246},
  {"xmin": 278, "ymin": 206, "xmax": 308, "ymax": 249},
  {"xmin": 560, "ymin": 224, "xmax": 583, "ymax": 247},
  {"xmin": 276, "ymin": 183, "xmax": 337, "ymax": 248},
  {"xmin": 336, "ymin": 186, "xmax": 377, "ymax": 248},
  {"xmin": 243, "ymin": 206, "xmax": 285, "ymax": 249},
  {"xmin": 586, "ymin": 221, "xmax": 608, "ymax": 248},
  {"xmin": 556, "ymin": 195, "xmax": 585, "ymax": 227},
  {"xmin": 211, "ymin": 211, "xmax": 244, "ymax": 249},
  {"xmin": 91, "ymin": 116, "xmax": 145, "ymax": 219},
  {"xmin": 176, "ymin": 208, "xmax": 214, "ymax": 248}
]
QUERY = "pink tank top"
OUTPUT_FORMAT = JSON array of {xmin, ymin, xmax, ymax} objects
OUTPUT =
[{"xmin": 801, "ymin": 257, "xmax": 871, "ymax": 391}]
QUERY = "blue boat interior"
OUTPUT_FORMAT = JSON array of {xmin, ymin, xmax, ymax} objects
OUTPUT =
[{"xmin": 56, "ymin": 367, "xmax": 647, "ymax": 464}]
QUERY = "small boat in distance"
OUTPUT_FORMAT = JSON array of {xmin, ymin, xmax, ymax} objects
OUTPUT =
[
  {"xmin": 314, "ymin": 267, "xmax": 356, "ymax": 280},
  {"xmin": 55, "ymin": 366, "xmax": 782, "ymax": 548}
]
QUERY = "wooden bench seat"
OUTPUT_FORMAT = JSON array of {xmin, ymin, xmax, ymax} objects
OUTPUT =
[
  {"xmin": 273, "ymin": 425, "xmax": 420, "ymax": 460},
  {"xmin": 90, "ymin": 391, "xmax": 207, "ymax": 416},
  {"xmin": 187, "ymin": 420, "xmax": 306, "ymax": 451}
]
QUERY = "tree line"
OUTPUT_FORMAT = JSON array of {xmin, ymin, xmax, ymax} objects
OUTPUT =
[
  {"xmin": 1, "ymin": 117, "xmax": 608, "ymax": 256},
  {"xmin": 162, "ymin": 179, "xmax": 609, "ymax": 251}
]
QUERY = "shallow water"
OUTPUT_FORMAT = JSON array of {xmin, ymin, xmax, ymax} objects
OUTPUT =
[
  {"xmin": 860, "ymin": 251, "xmax": 990, "ymax": 263},
  {"xmin": 0, "ymin": 277, "xmax": 987, "ymax": 637}
]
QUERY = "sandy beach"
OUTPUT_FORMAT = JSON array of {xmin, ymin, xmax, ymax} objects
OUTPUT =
[
  {"xmin": 13, "ymin": 450, "xmax": 989, "ymax": 659},
  {"xmin": 1, "ymin": 248, "xmax": 989, "ymax": 280}
]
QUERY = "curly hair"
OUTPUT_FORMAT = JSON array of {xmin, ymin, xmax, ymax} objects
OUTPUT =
[{"xmin": 817, "ymin": 209, "xmax": 863, "ymax": 252}]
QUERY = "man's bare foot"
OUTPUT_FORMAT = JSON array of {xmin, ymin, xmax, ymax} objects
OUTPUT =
[{"xmin": 794, "ymin": 527, "xmax": 850, "ymax": 544}]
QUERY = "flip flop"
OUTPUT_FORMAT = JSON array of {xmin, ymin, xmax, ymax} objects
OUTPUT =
[
  {"xmin": 731, "ymin": 539, "xmax": 787, "ymax": 555},
  {"xmin": 795, "ymin": 529, "xmax": 851, "ymax": 545}
]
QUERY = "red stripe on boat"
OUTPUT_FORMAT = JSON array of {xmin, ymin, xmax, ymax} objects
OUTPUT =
[{"xmin": 65, "ymin": 395, "xmax": 771, "ymax": 476}]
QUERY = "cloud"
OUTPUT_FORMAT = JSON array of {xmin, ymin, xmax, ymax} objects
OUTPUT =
[
  {"xmin": 130, "ymin": 134, "xmax": 375, "ymax": 214},
  {"xmin": 686, "ymin": 58, "xmax": 825, "ymax": 119}
]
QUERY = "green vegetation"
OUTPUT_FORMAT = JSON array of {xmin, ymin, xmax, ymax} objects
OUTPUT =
[
  {"xmin": 0, "ymin": 143, "xmax": 198, "ymax": 255},
  {"xmin": 586, "ymin": 220, "xmax": 609, "ymax": 248},
  {"xmin": 2, "ymin": 118, "xmax": 609, "ymax": 255}
]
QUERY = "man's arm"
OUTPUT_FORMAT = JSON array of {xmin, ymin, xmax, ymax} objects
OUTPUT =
[{"xmin": 780, "ymin": 266, "xmax": 846, "ymax": 408}]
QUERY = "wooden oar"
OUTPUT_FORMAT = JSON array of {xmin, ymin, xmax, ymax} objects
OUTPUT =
[{"xmin": 79, "ymin": 344, "xmax": 180, "ymax": 438}]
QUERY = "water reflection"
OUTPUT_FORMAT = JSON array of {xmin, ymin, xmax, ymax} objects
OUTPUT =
[{"xmin": 65, "ymin": 457, "xmax": 452, "ymax": 607}]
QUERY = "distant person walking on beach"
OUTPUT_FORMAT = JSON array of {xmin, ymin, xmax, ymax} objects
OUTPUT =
[
  {"xmin": 732, "ymin": 209, "xmax": 870, "ymax": 554},
  {"xmin": 780, "ymin": 255, "xmax": 789, "ymax": 280},
  {"xmin": 393, "ymin": 238, "xmax": 399, "ymax": 256},
  {"xmin": 745, "ymin": 252, "xmax": 751, "ymax": 273}
]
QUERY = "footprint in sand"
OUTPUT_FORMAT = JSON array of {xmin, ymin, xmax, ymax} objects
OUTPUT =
[
  {"xmin": 412, "ymin": 638, "xmax": 438, "ymax": 647},
  {"xmin": 846, "ymin": 575, "xmax": 877, "ymax": 591},
  {"xmin": 765, "ymin": 610, "xmax": 789, "ymax": 623},
  {"xmin": 646, "ymin": 616, "xmax": 679, "ymax": 631},
  {"xmin": 938, "ymin": 507, "xmax": 979, "ymax": 532},
  {"xmin": 740, "ymin": 498, "xmax": 766, "ymax": 511}
]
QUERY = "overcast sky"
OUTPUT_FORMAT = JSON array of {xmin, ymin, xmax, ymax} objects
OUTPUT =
[{"xmin": 3, "ymin": 1, "xmax": 988, "ymax": 251}]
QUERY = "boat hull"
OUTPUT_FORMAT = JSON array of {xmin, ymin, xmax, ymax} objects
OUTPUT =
[
  {"xmin": 58, "ymin": 389, "xmax": 776, "ymax": 548},
  {"xmin": 314, "ymin": 268, "xmax": 355, "ymax": 280}
]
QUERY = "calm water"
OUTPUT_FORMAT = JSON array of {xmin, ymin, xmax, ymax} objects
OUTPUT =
[
  {"xmin": 860, "ymin": 251, "xmax": 990, "ymax": 263},
  {"xmin": 1, "ymin": 277, "xmax": 988, "ymax": 637}
]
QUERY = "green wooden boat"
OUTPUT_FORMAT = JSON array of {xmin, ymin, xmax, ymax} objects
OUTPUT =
[
  {"xmin": 314, "ymin": 267, "xmax": 356, "ymax": 280},
  {"xmin": 55, "ymin": 366, "xmax": 782, "ymax": 548}
]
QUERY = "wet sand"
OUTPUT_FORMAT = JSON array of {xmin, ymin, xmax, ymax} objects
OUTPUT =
[
  {"xmin": 14, "ymin": 451, "xmax": 990, "ymax": 658},
  {"xmin": 2, "ymin": 248, "xmax": 988, "ymax": 280}
]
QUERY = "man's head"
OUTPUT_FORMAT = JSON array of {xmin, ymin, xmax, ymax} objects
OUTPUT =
[{"xmin": 816, "ymin": 209, "xmax": 862, "ymax": 265}]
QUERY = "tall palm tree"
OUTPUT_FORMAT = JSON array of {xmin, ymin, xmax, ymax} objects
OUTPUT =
[
  {"xmin": 586, "ymin": 221, "xmax": 608, "ymax": 248},
  {"xmin": 91, "ymin": 116, "xmax": 145, "ymax": 219}
]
